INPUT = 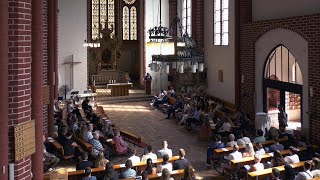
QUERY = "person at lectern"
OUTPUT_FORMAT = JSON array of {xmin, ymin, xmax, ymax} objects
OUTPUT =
[{"xmin": 144, "ymin": 73, "xmax": 152, "ymax": 81}]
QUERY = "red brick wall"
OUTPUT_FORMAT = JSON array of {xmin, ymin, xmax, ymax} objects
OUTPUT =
[
  {"xmin": 192, "ymin": 0, "xmax": 204, "ymax": 48},
  {"xmin": 8, "ymin": 0, "xmax": 33, "ymax": 179},
  {"xmin": 240, "ymin": 0, "xmax": 320, "ymax": 144}
]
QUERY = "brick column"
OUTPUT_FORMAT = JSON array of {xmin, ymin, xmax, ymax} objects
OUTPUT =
[
  {"xmin": 0, "ymin": 0, "xmax": 9, "ymax": 179},
  {"xmin": 8, "ymin": 0, "xmax": 33, "ymax": 179},
  {"xmin": 47, "ymin": 0, "xmax": 55, "ymax": 135},
  {"xmin": 31, "ymin": 0, "xmax": 44, "ymax": 178},
  {"xmin": 54, "ymin": 0, "xmax": 58, "ymax": 99}
]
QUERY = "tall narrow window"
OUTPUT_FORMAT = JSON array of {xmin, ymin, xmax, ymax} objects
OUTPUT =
[
  {"xmin": 182, "ymin": 0, "xmax": 192, "ymax": 36},
  {"xmin": 122, "ymin": 0, "xmax": 137, "ymax": 40},
  {"xmin": 91, "ymin": 0, "xmax": 115, "ymax": 40},
  {"xmin": 214, "ymin": 0, "xmax": 229, "ymax": 45},
  {"xmin": 123, "ymin": 6, "xmax": 130, "ymax": 40}
]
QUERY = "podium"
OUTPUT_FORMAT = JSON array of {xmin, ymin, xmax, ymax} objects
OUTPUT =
[
  {"xmin": 145, "ymin": 80, "xmax": 151, "ymax": 95},
  {"xmin": 255, "ymin": 112, "xmax": 271, "ymax": 135}
]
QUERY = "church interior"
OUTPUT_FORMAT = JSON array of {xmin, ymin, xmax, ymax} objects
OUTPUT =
[{"xmin": 1, "ymin": 0, "xmax": 320, "ymax": 179}]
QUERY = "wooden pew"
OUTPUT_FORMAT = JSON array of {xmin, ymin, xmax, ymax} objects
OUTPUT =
[
  {"xmin": 67, "ymin": 156, "xmax": 180, "ymax": 180},
  {"xmin": 72, "ymin": 133, "xmax": 93, "ymax": 155},
  {"xmin": 50, "ymin": 140, "xmax": 74, "ymax": 160},
  {"xmin": 247, "ymin": 161, "xmax": 305, "ymax": 180},
  {"xmin": 214, "ymin": 137, "xmax": 289, "ymax": 157},
  {"xmin": 230, "ymin": 147, "xmax": 307, "ymax": 170},
  {"xmin": 120, "ymin": 130, "xmax": 142, "ymax": 147},
  {"xmin": 121, "ymin": 169, "xmax": 184, "ymax": 180},
  {"xmin": 167, "ymin": 96, "xmax": 176, "ymax": 105}
]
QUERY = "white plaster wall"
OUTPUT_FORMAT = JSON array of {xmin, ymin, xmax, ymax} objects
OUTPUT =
[
  {"xmin": 255, "ymin": 28, "xmax": 308, "ymax": 135},
  {"xmin": 204, "ymin": 0, "xmax": 235, "ymax": 103},
  {"xmin": 58, "ymin": 0, "xmax": 88, "ymax": 94},
  {"xmin": 145, "ymin": 0, "xmax": 170, "ymax": 92},
  {"xmin": 253, "ymin": 0, "xmax": 320, "ymax": 21}
]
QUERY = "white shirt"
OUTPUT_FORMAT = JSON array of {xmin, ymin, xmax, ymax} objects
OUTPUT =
[
  {"xmin": 157, "ymin": 163, "xmax": 173, "ymax": 172},
  {"xmin": 294, "ymin": 170, "xmax": 313, "ymax": 180},
  {"xmin": 83, "ymin": 131, "xmax": 93, "ymax": 142},
  {"xmin": 284, "ymin": 154, "xmax": 300, "ymax": 164},
  {"xmin": 128, "ymin": 155, "xmax": 140, "ymax": 165},
  {"xmin": 219, "ymin": 123, "xmax": 231, "ymax": 132},
  {"xmin": 141, "ymin": 153, "xmax": 158, "ymax": 162},
  {"xmin": 158, "ymin": 148, "xmax": 173, "ymax": 158},
  {"xmin": 255, "ymin": 148, "xmax": 266, "ymax": 155},
  {"xmin": 228, "ymin": 151, "xmax": 242, "ymax": 161},
  {"xmin": 252, "ymin": 162, "xmax": 264, "ymax": 171},
  {"xmin": 226, "ymin": 141, "xmax": 237, "ymax": 147}
]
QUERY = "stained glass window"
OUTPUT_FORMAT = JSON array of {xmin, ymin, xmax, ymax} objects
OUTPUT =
[
  {"xmin": 91, "ymin": 0, "xmax": 115, "ymax": 40},
  {"xmin": 123, "ymin": 6, "xmax": 130, "ymax": 40},
  {"xmin": 130, "ymin": 6, "xmax": 137, "ymax": 40}
]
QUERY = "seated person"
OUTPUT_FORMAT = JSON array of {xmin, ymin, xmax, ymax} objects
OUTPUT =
[
  {"xmin": 157, "ymin": 154, "xmax": 172, "ymax": 172},
  {"xmin": 217, "ymin": 116, "xmax": 233, "ymax": 136},
  {"xmin": 152, "ymin": 90, "xmax": 168, "ymax": 108},
  {"xmin": 81, "ymin": 125, "xmax": 93, "ymax": 142},
  {"xmin": 269, "ymin": 137, "xmax": 284, "ymax": 152},
  {"xmin": 173, "ymin": 148, "xmax": 189, "ymax": 170},
  {"xmin": 158, "ymin": 140, "xmax": 173, "ymax": 158},
  {"xmin": 253, "ymin": 129, "xmax": 266, "ymax": 143},
  {"xmin": 312, "ymin": 157, "xmax": 320, "ymax": 177},
  {"xmin": 141, "ymin": 145, "xmax": 158, "ymax": 162},
  {"xmin": 43, "ymin": 135, "xmax": 60, "ymax": 172},
  {"xmin": 61, "ymin": 131, "xmax": 80, "ymax": 157},
  {"xmin": 178, "ymin": 103, "xmax": 193, "ymax": 125},
  {"xmin": 243, "ymin": 143, "xmax": 255, "ymax": 158},
  {"xmin": 113, "ymin": 130, "xmax": 128, "ymax": 154},
  {"xmin": 57, "ymin": 127, "xmax": 68, "ymax": 145},
  {"xmin": 94, "ymin": 151, "xmax": 109, "ymax": 168},
  {"xmin": 53, "ymin": 99, "xmax": 62, "ymax": 118},
  {"xmin": 90, "ymin": 132, "xmax": 110, "ymax": 159},
  {"xmin": 181, "ymin": 164, "xmax": 196, "ymax": 180},
  {"xmin": 82, "ymin": 167, "xmax": 97, "ymax": 180},
  {"xmin": 82, "ymin": 97, "xmax": 92, "ymax": 112},
  {"xmin": 294, "ymin": 161, "xmax": 313, "ymax": 179},
  {"xmin": 103, "ymin": 162, "xmax": 119, "ymax": 180},
  {"xmin": 165, "ymin": 96, "xmax": 183, "ymax": 119},
  {"xmin": 226, "ymin": 134, "xmax": 237, "ymax": 147},
  {"xmin": 284, "ymin": 146, "xmax": 300, "ymax": 164},
  {"xmin": 128, "ymin": 149, "xmax": 140, "ymax": 165},
  {"xmin": 145, "ymin": 158, "xmax": 157, "ymax": 175},
  {"xmin": 76, "ymin": 152, "xmax": 93, "ymax": 170},
  {"xmin": 186, "ymin": 106, "xmax": 202, "ymax": 129},
  {"xmin": 279, "ymin": 126, "xmax": 296, "ymax": 149},
  {"xmin": 220, "ymin": 144, "xmax": 242, "ymax": 169},
  {"xmin": 269, "ymin": 150, "xmax": 286, "ymax": 168},
  {"xmin": 206, "ymin": 134, "xmax": 225, "ymax": 167},
  {"xmin": 255, "ymin": 143, "xmax": 266, "ymax": 155},
  {"xmin": 121, "ymin": 159, "xmax": 136, "ymax": 178},
  {"xmin": 272, "ymin": 168, "xmax": 282, "ymax": 180},
  {"xmin": 249, "ymin": 154, "xmax": 264, "ymax": 172},
  {"xmin": 161, "ymin": 168, "xmax": 174, "ymax": 180}
]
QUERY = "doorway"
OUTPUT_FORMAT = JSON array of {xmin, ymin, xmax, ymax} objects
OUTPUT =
[{"xmin": 263, "ymin": 45, "xmax": 303, "ymax": 131}]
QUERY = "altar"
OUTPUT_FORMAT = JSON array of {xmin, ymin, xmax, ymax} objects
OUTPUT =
[{"xmin": 107, "ymin": 83, "xmax": 133, "ymax": 96}]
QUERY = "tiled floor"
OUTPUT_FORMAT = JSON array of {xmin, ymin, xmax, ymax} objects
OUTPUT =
[{"xmin": 100, "ymin": 101, "xmax": 226, "ymax": 179}]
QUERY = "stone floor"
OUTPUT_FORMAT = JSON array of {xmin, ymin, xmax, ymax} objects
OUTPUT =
[{"xmin": 99, "ymin": 101, "xmax": 226, "ymax": 179}]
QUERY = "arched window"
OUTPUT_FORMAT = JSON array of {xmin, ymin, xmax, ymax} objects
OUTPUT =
[
  {"xmin": 264, "ymin": 45, "xmax": 302, "ymax": 85},
  {"xmin": 122, "ymin": 5, "xmax": 137, "ymax": 40},
  {"xmin": 91, "ymin": 0, "xmax": 115, "ymax": 40},
  {"xmin": 182, "ymin": 0, "xmax": 192, "ymax": 36}
]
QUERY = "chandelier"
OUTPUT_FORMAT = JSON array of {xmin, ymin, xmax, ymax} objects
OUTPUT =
[{"xmin": 148, "ymin": 0, "xmax": 172, "ymax": 42}]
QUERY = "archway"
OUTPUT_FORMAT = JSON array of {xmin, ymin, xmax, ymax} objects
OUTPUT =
[
  {"xmin": 263, "ymin": 45, "xmax": 303, "ymax": 130},
  {"xmin": 255, "ymin": 28, "xmax": 308, "ymax": 134}
]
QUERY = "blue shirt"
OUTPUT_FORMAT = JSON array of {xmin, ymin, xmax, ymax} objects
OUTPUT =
[
  {"xmin": 121, "ymin": 168, "xmax": 136, "ymax": 178},
  {"xmin": 193, "ymin": 110, "xmax": 201, "ymax": 121}
]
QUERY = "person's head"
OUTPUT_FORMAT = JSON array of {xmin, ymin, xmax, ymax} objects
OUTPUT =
[
  {"xmin": 272, "ymin": 168, "xmax": 281, "ymax": 179},
  {"xmin": 273, "ymin": 150, "xmax": 284, "ymax": 161},
  {"xmin": 256, "ymin": 143, "xmax": 263, "ymax": 150},
  {"xmin": 84, "ymin": 167, "xmax": 92, "ymax": 177},
  {"xmin": 88, "ymin": 124, "xmax": 93, "ymax": 132},
  {"xmin": 146, "ymin": 145, "xmax": 153, "ymax": 153},
  {"xmin": 215, "ymin": 134, "xmax": 222, "ymax": 142},
  {"xmin": 179, "ymin": 148, "xmax": 186, "ymax": 158},
  {"xmin": 97, "ymin": 151, "xmax": 105, "ymax": 161},
  {"xmin": 65, "ymin": 131, "xmax": 72, "ymax": 139},
  {"xmin": 131, "ymin": 149, "xmax": 136, "ymax": 156},
  {"xmin": 183, "ymin": 164, "xmax": 195, "ymax": 179},
  {"xmin": 93, "ymin": 132, "xmax": 100, "ymax": 139},
  {"xmin": 312, "ymin": 157, "xmax": 320, "ymax": 170},
  {"xmin": 114, "ymin": 130, "xmax": 120, "ymax": 137},
  {"xmin": 288, "ymin": 146, "xmax": 298, "ymax": 155},
  {"xmin": 147, "ymin": 73, "xmax": 150, "ymax": 76},
  {"xmin": 304, "ymin": 161, "xmax": 312, "ymax": 171},
  {"xmin": 257, "ymin": 129, "xmax": 264, "ymax": 137},
  {"xmin": 163, "ymin": 140, "xmax": 168, "ymax": 148},
  {"xmin": 125, "ymin": 159, "xmax": 133, "ymax": 169},
  {"xmin": 61, "ymin": 127, "xmax": 68, "ymax": 135},
  {"xmin": 162, "ymin": 154, "xmax": 169, "ymax": 164},
  {"xmin": 254, "ymin": 154, "xmax": 262, "ymax": 163},
  {"xmin": 229, "ymin": 134, "xmax": 235, "ymax": 142},
  {"xmin": 82, "ymin": 152, "xmax": 89, "ymax": 160},
  {"xmin": 161, "ymin": 168, "xmax": 171, "ymax": 180},
  {"xmin": 104, "ymin": 162, "xmax": 115, "ymax": 177},
  {"xmin": 145, "ymin": 158, "xmax": 154, "ymax": 174},
  {"xmin": 233, "ymin": 144, "xmax": 239, "ymax": 152},
  {"xmin": 273, "ymin": 137, "xmax": 279, "ymax": 144},
  {"xmin": 245, "ymin": 143, "xmax": 255, "ymax": 156}
]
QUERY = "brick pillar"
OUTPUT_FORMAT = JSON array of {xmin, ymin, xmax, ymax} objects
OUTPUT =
[
  {"xmin": 42, "ymin": 0, "xmax": 49, "ymax": 134},
  {"xmin": 47, "ymin": 0, "xmax": 55, "ymax": 135},
  {"xmin": 54, "ymin": 0, "xmax": 58, "ymax": 99},
  {"xmin": 192, "ymin": 0, "xmax": 204, "ymax": 48},
  {"xmin": 0, "ymin": 0, "xmax": 9, "ymax": 179},
  {"xmin": 8, "ymin": 0, "xmax": 33, "ymax": 179},
  {"xmin": 31, "ymin": 0, "xmax": 44, "ymax": 178}
]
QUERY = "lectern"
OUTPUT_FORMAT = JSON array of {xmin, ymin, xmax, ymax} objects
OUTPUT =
[{"xmin": 145, "ymin": 80, "xmax": 151, "ymax": 95}]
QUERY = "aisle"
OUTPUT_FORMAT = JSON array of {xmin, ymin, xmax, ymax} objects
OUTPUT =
[{"xmin": 100, "ymin": 101, "xmax": 226, "ymax": 179}]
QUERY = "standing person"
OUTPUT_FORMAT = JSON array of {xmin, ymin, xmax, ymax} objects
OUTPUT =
[
  {"xmin": 278, "ymin": 105, "xmax": 288, "ymax": 127},
  {"xmin": 144, "ymin": 73, "xmax": 152, "ymax": 81}
]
